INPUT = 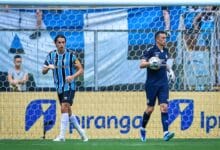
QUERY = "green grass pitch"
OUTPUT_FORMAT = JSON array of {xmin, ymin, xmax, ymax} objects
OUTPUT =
[{"xmin": 0, "ymin": 139, "xmax": 219, "ymax": 150}]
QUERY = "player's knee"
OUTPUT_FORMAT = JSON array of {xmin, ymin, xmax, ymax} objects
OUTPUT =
[
  {"xmin": 61, "ymin": 103, "xmax": 70, "ymax": 113},
  {"xmin": 146, "ymin": 107, "xmax": 154, "ymax": 114},
  {"xmin": 160, "ymin": 104, "xmax": 168, "ymax": 113},
  {"xmin": 61, "ymin": 107, "xmax": 68, "ymax": 113}
]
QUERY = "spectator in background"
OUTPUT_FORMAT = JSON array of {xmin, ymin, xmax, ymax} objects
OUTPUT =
[
  {"xmin": 162, "ymin": 6, "xmax": 171, "ymax": 37},
  {"xmin": 182, "ymin": 6, "xmax": 203, "ymax": 50},
  {"xmin": 29, "ymin": 9, "xmax": 42, "ymax": 39},
  {"xmin": 3, "ymin": 6, "xmax": 42, "ymax": 39},
  {"xmin": 8, "ymin": 55, "xmax": 28, "ymax": 91},
  {"xmin": 193, "ymin": 6, "xmax": 217, "ymax": 51}
]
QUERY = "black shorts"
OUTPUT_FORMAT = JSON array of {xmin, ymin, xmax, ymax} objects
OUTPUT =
[
  {"xmin": 145, "ymin": 84, "xmax": 169, "ymax": 107},
  {"xmin": 57, "ymin": 90, "xmax": 75, "ymax": 106}
]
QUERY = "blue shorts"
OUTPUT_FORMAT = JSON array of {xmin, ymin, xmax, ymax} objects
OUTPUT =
[
  {"xmin": 145, "ymin": 84, "xmax": 169, "ymax": 106},
  {"xmin": 57, "ymin": 90, "xmax": 75, "ymax": 106}
]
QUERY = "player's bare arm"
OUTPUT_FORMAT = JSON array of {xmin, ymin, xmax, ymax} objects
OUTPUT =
[
  {"xmin": 66, "ymin": 60, "xmax": 84, "ymax": 83},
  {"xmin": 42, "ymin": 64, "xmax": 55, "ymax": 75},
  {"xmin": 140, "ymin": 59, "xmax": 150, "ymax": 69}
]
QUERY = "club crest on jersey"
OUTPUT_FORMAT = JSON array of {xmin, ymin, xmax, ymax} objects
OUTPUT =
[{"xmin": 154, "ymin": 52, "xmax": 160, "ymax": 57}]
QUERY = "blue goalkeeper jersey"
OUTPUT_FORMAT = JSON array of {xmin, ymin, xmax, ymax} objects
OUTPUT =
[
  {"xmin": 142, "ymin": 45, "xmax": 169, "ymax": 86},
  {"xmin": 44, "ymin": 49, "xmax": 78, "ymax": 93}
]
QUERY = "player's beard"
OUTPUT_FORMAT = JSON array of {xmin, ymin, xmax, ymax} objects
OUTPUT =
[
  {"xmin": 58, "ymin": 48, "xmax": 65, "ymax": 54},
  {"xmin": 160, "ymin": 41, "xmax": 166, "ymax": 47}
]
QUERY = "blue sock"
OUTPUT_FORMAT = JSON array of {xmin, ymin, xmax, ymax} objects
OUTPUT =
[
  {"xmin": 142, "ymin": 112, "xmax": 151, "ymax": 128},
  {"xmin": 161, "ymin": 112, "xmax": 169, "ymax": 132}
]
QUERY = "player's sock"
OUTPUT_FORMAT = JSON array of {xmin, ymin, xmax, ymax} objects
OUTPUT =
[
  {"xmin": 163, "ymin": 131, "xmax": 169, "ymax": 136},
  {"xmin": 59, "ymin": 113, "xmax": 69, "ymax": 138},
  {"xmin": 69, "ymin": 114, "xmax": 84, "ymax": 136},
  {"xmin": 142, "ymin": 112, "xmax": 151, "ymax": 128},
  {"xmin": 161, "ymin": 112, "xmax": 169, "ymax": 132}
]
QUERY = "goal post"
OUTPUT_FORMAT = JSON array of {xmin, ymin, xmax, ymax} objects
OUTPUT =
[{"xmin": 0, "ymin": 2, "xmax": 220, "ymax": 140}]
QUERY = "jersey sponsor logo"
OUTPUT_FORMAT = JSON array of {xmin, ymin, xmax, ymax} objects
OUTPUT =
[{"xmin": 25, "ymin": 99, "xmax": 56, "ymax": 132}]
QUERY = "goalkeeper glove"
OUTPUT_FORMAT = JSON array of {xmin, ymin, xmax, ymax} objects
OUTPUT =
[{"xmin": 167, "ymin": 69, "xmax": 175, "ymax": 82}]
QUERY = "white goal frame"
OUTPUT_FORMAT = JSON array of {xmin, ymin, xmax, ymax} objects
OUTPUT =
[{"xmin": 0, "ymin": 0, "xmax": 220, "ymax": 6}]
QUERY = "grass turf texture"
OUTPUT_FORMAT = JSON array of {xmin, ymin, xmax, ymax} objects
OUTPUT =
[{"xmin": 0, "ymin": 139, "xmax": 219, "ymax": 150}]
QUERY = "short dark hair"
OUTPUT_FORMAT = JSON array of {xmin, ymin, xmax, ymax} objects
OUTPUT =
[
  {"xmin": 14, "ymin": 55, "xmax": 22, "ymax": 60},
  {"xmin": 54, "ymin": 34, "xmax": 66, "ymax": 43},
  {"xmin": 155, "ymin": 31, "xmax": 167, "ymax": 40}
]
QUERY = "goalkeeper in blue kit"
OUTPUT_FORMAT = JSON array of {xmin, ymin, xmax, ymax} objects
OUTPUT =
[{"xmin": 139, "ymin": 31, "xmax": 175, "ymax": 141}]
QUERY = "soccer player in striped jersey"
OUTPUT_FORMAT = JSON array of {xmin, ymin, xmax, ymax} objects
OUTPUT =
[{"xmin": 42, "ymin": 35, "xmax": 88, "ymax": 142}]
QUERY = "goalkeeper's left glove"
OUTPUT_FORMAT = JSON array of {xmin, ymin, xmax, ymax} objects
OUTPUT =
[{"xmin": 167, "ymin": 69, "xmax": 175, "ymax": 82}]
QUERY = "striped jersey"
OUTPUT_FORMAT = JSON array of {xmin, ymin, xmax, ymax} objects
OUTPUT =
[{"xmin": 44, "ymin": 49, "xmax": 79, "ymax": 93}]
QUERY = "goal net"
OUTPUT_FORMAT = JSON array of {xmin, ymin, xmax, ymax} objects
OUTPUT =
[{"xmin": 0, "ymin": 2, "xmax": 220, "ymax": 139}]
